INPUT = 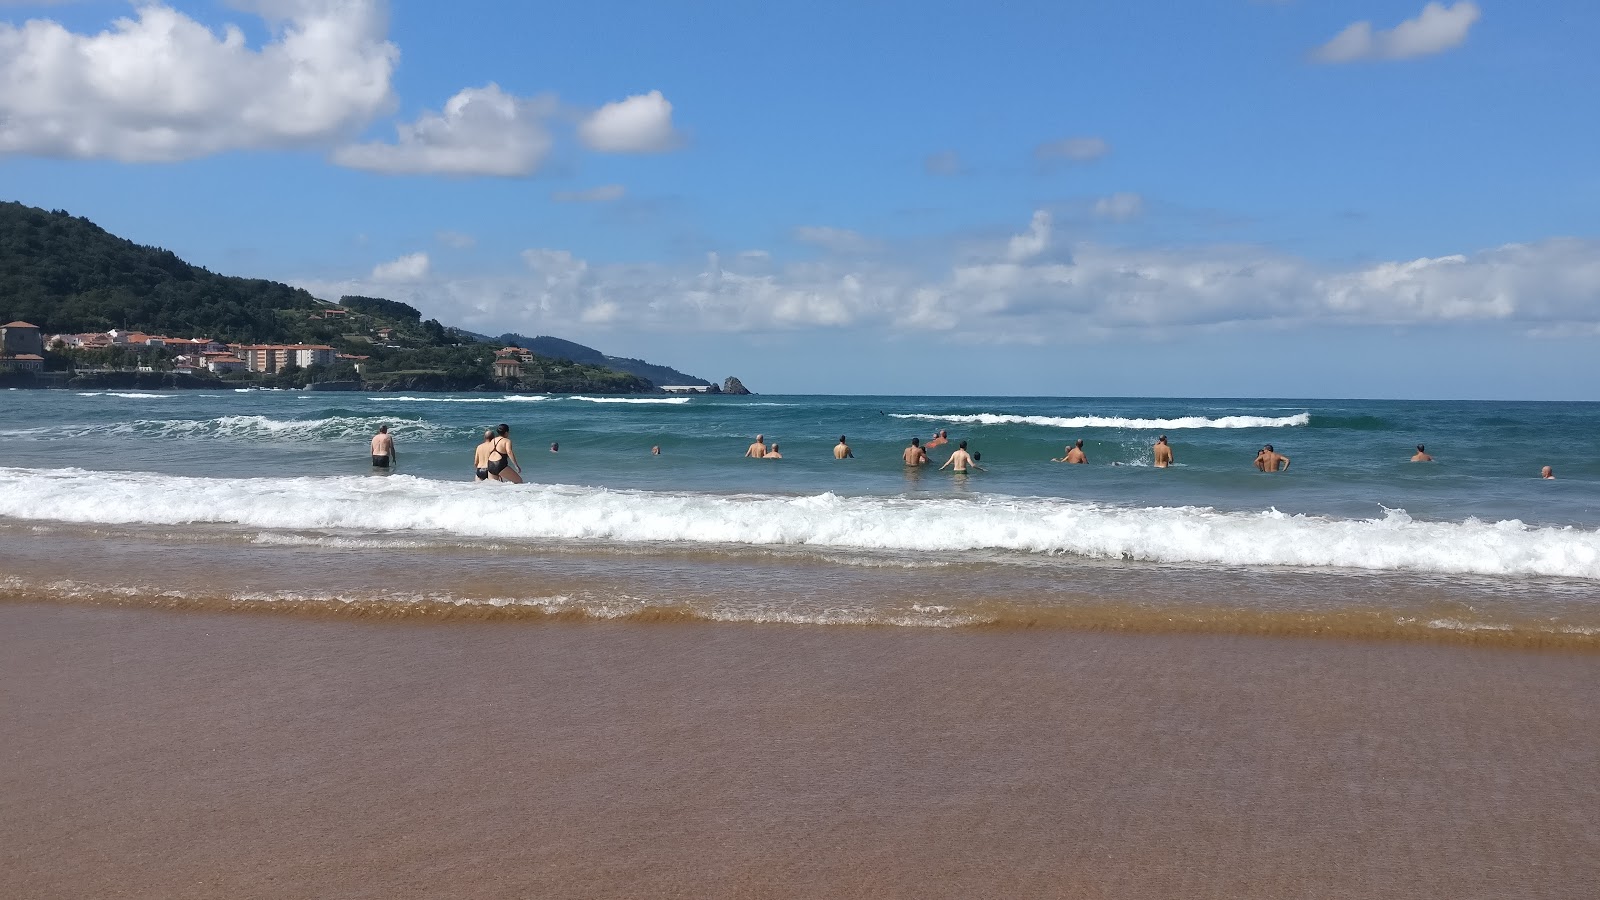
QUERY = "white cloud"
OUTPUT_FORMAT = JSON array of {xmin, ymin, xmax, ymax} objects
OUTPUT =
[
  {"xmin": 793, "ymin": 226, "xmax": 880, "ymax": 254},
  {"xmin": 1093, "ymin": 193, "xmax": 1145, "ymax": 221},
  {"xmin": 577, "ymin": 90, "xmax": 680, "ymax": 153},
  {"xmin": 372, "ymin": 251, "xmax": 429, "ymax": 281},
  {"xmin": 297, "ymin": 213, "xmax": 1600, "ymax": 343},
  {"xmin": 551, "ymin": 184, "xmax": 626, "ymax": 203},
  {"xmin": 924, "ymin": 150, "xmax": 962, "ymax": 176},
  {"xmin": 1313, "ymin": 2, "xmax": 1480, "ymax": 63},
  {"xmin": 1034, "ymin": 136, "xmax": 1110, "ymax": 164},
  {"xmin": 436, "ymin": 230, "xmax": 476, "ymax": 249},
  {"xmin": 333, "ymin": 83, "xmax": 556, "ymax": 176},
  {"xmin": 0, "ymin": 1, "xmax": 396, "ymax": 161},
  {"xmin": 1006, "ymin": 211, "xmax": 1052, "ymax": 262}
]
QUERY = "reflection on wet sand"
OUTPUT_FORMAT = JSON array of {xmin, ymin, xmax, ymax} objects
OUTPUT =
[{"xmin": 3, "ymin": 605, "xmax": 1596, "ymax": 899}]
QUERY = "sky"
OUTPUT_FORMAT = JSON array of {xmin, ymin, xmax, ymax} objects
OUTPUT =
[{"xmin": 1, "ymin": 0, "xmax": 1597, "ymax": 398}]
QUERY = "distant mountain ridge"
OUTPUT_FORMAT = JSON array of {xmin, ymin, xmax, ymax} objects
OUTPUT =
[{"xmin": 495, "ymin": 333, "xmax": 709, "ymax": 387}]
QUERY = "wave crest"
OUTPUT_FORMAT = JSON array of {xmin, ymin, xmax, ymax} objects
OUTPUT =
[
  {"xmin": 0, "ymin": 467, "xmax": 1595, "ymax": 579},
  {"xmin": 890, "ymin": 412, "xmax": 1310, "ymax": 429}
]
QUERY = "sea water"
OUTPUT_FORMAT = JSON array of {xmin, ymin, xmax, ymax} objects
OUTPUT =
[{"xmin": 1, "ymin": 391, "xmax": 1597, "ymax": 642}]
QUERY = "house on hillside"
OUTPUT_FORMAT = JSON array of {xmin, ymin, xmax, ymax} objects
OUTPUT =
[
  {"xmin": 492, "ymin": 357, "xmax": 523, "ymax": 379},
  {"xmin": 1, "ymin": 321, "xmax": 45, "ymax": 371}
]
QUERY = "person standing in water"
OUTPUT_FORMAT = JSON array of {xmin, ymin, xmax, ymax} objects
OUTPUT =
[
  {"xmin": 1053, "ymin": 440, "xmax": 1087, "ymax": 464},
  {"xmin": 473, "ymin": 430, "xmax": 497, "ymax": 481},
  {"xmin": 745, "ymin": 434, "xmax": 767, "ymax": 458},
  {"xmin": 487, "ymin": 423, "xmax": 522, "ymax": 483},
  {"xmin": 1256, "ymin": 444, "xmax": 1290, "ymax": 472},
  {"xmin": 1411, "ymin": 444, "xmax": 1433, "ymax": 462},
  {"xmin": 1541, "ymin": 465, "xmax": 1555, "ymax": 479},
  {"xmin": 903, "ymin": 437, "xmax": 929, "ymax": 466},
  {"xmin": 926, "ymin": 429, "xmax": 950, "ymax": 450},
  {"xmin": 1153, "ymin": 435, "xmax": 1173, "ymax": 468},
  {"xmin": 370, "ymin": 425, "xmax": 396, "ymax": 471},
  {"xmin": 765, "ymin": 443, "xmax": 783, "ymax": 459},
  {"xmin": 834, "ymin": 436, "xmax": 854, "ymax": 459},
  {"xmin": 939, "ymin": 440, "xmax": 984, "ymax": 474}
]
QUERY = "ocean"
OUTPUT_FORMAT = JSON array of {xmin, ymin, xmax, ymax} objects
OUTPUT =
[
  {"xmin": 4, "ymin": 389, "xmax": 1599, "ymax": 898},
  {"xmin": 1, "ymin": 389, "xmax": 1596, "ymax": 644}
]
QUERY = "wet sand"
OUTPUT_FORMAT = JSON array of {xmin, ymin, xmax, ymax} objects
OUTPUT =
[{"xmin": 3, "ymin": 603, "xmax": 1597, "ymax": 899}]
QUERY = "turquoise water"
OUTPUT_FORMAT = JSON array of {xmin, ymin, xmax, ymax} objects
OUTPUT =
[{"xmin": 2, "ymin": 390, "xmax": 1595, "ymax": 526}]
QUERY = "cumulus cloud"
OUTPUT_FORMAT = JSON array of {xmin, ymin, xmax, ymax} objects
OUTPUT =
[
  {"xmin": 793, "ymin": 226, "xmax": 880, "ymax": 254},
  {"xmin": 1313, "ymin": 2, "xmax": 1480, "ymax": 63},
  {"xmin": 332, "ymin": 83, "xmax": 557, "ymax": 176},
  {"xmin": 1034, "ymin": 136, "xmax": 1110, "ymax": 164},
  {"xmin": 1006, "ymin": 211, "xmax": 1052, "ymax": 262},
  {"xmin": 578, "ymin": 90, "xmax": 680, "ymax": 153},
  {"xmin": 551, "ymin": 184, "xmax": 626, "ymax": 203},
  {"xmin": 296, "ymin": 212, "xmax": 1600, "ymax": 343},
  {"xmin": 371, "ymin": 251, "xmax": 429, "ymax": 281},
  {"xmin": 0, "ymin": 0, "xmax": 397, "ymax": 161},
  {"xmin": 1093, "ymin": 193, "xmax": 1145, "ymax": 221}
]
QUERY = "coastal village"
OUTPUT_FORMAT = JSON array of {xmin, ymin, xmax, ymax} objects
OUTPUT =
[{"xmin": 1, "ymin": 319, "xmax": 368, "ymax": 377}]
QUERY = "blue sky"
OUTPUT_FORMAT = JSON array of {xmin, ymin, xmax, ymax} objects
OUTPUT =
[{"xmin": 2, "ymin": 1, "xmax": 1597, "ymax": 397}]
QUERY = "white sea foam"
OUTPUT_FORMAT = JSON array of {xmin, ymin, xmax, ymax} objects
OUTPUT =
[
  {"xmin": 76, "ymin": 392, "xmax": 174, "ymax": 399},
  {"xmin": 2, "ymin": 467, "xmax": 1596, "ymax": 580},
  {"xmin": 570, "ymin": 396, "xmax": 692, "ymax": 405},
  {"xmin": 890, "ymin": 412, "xmax": 1310, "ymax": 429},
  {"xmin": 368, "ymin": 395, "xmax": 550, "ymax": 403},
  {"xmin": 8, "ymin": 415, "xmax": 460, "ymax": 442}
]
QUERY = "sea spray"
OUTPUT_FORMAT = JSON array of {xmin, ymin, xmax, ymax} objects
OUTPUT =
[{"xmin": 1, "ymin": 466, "xmax": 1596, "ymax": 579}]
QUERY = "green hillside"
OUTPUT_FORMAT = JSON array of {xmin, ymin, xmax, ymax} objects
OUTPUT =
[{"xmin": 0, "ymin": 201, "xmax": 649, "ymax": 392}]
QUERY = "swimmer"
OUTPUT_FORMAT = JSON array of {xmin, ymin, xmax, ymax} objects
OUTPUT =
[
  {"xmin": 926, "ymin": 429, "xmax": 950, "ymax": 449},
  {"xmin": 550, "ymin": 442, "xmax": 559, "ymax": 453},
  {"xmin": 1411, "ymin": 444, "xmax": 1433, "ymax": 462},
  {"xmin": 1153, "ymin": 435, "xmax": 1173, "ymax": 468},
  {"xmin": 834, "ymin": 436, "xmax": 854, "ymax": 459},
  {"xmin": 370, "ymin": 425, "xmax": 396, "ymax": 470},
  {"xmin": 473, "ymin": 429, "xmax": 497, "ymax": 481},
  {"xmin": 903, "ymin": 437, "xmax": 929, "ymax": 466},
  {"xmin": 651, "ymin": 445, "xmax": 661, "ymax": 455},
  {"xmin": 487, "ymin": 423, "xmax": 522, "ymax": 483},
  {"xmin": 745, "ymin": 434, "xmax": 767, "ymax": 458},
  {"xmin": 765, "ymin": 443, "xmax": 783, "ymax": 459},
  {"xmin": 1053, "ymin": 440, "xmax": 1087, "ymax": 464},
  {"xmin": 939, "ymin": 440, "xmax": 984, "ymax": 474},
  {"xmin": 1256, "ymin": 444, "xmax": 1290, "ymax": 472},
  {"xmin": 1541, "ymin": 465, "xmax": 1555, "ymax": 479}
]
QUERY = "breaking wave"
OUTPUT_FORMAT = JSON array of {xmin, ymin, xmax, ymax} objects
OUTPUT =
[
  {"xmin": 2, "ymin": 415, "xmax": 461, "ymax": 442},
  {"xmin": 367, "ymin": 395, "xmax": 550, "ymax": 404},
  {"xmin": 76, "ymin": 392, "xmax": 174, "ymax": 399},
  {"xmin": 1, "ymin": 467, "xmax": 1595, "ymax": 580},
  {"xmin": 891, "ymin": 412, "xmax": 1311, "ymax": 429},
  {"xmin": 570, "ymin": 396, "xmax": 692, "ymax": 405}
]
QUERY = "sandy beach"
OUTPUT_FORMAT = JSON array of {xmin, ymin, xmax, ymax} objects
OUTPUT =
[{"xmin": 3, "ymin": 603, "xmax": 1595, "ymax": 899}]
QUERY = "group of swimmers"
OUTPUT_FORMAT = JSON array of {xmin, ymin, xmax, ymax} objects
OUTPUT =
[{"xmin": 368, "ymin": 424, "xmax": 1561, "ymax": 480}]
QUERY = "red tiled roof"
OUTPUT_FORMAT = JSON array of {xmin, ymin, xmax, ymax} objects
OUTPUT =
[
  {"xmin": 1, "ymin": 354, "xmax": 44, "ymax": 360},
  {"xmin": 3, "ymin": 321, "xmax": 39, "ymax": 328}
]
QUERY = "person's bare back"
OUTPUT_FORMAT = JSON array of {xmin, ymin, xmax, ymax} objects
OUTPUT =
[
  {"xmin": 745, "ymin": 435, "xmax": 767, "ymax": 458},
  {"xmin": 833, "ymin": 436, "xmax": 853, "ymax": 459},
  {"xmin": 940, "ymin": 441, "xmax": 983, "ymax": 473},
  {"xmin": 1411, "ymin": 444, "xmax": 1433, "ymax": 462},
  {"xmin": 1054, "ymin": 440, "xmax": 1087, "ymax": 464},
  {"xmin": 903, "ymin": 438, "xmax": 928, "ymax": 466},
  {"xmin": 1256, "ymin": 445, "xmax": 1289, "ymax": 472},
  {"xmin": 1153, "ymin": 435, "xmax": 1173, "ymax": 468}
]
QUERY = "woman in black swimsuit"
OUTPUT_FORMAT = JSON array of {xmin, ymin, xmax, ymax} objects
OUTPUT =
[{"xmin": 487, "ymin": 423, "xmax": 523, "ymax": 483}]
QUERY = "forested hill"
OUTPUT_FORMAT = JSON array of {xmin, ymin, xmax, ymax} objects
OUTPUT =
[
  {"xmin": 0, "ymin": 202, "xmax": 329, "ymax": 342},
  {"xmin": 497, "ymin": 333, "xmax": 710, "ymax": 387}
]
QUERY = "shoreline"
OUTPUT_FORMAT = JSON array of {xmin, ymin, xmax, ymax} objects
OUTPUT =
[{"xmin": 4, "ymin": 603, "xmax": 1596, "ymax": 899}]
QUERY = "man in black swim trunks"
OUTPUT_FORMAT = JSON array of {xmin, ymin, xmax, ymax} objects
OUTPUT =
[{"xmin": 371, "ymin": 425, "xmax": 396, "ymax": 470}]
